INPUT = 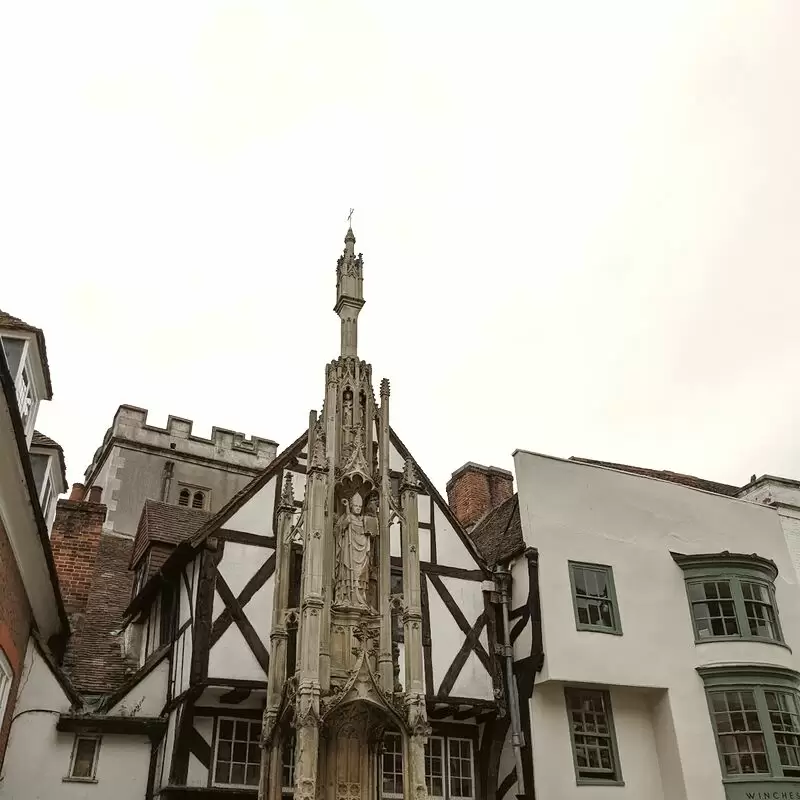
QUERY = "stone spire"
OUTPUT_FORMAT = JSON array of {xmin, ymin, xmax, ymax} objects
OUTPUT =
[{"xmin": 334, "ymin": 226, "xmax": 365, "ymax": 357}]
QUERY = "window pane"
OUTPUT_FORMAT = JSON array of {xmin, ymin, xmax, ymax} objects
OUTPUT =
[
  {"xmin": 448, "ymin": 738, "xmax": 474, "ymax": 798},
  {"xmin": 1, "ymin": 337, "xmax": 25, "ymax": 379},
  {"xmin": 709, "ymin": 691, "xmax": 769, "ymax": 776},
  {"xmin": 572, "ymin": 565, "xmax": 618, "ymax": 632},
  {"xmin": 767, "ymin": 691, "xmax": 800, "ymax": 776},
  {"xmin": 29, "ymin": 453, "xmax": 49, "ymax": 496},
  {"xmin": 215, "ymin": 719, "xmax": 262, "ymax": 786},
  {"xmin": 565, "ymin": 689, "xmax": 619, "ymax": 781},
  {"xmin": 382, "ymin": 732, "xmax": 403, "ymax": 798},
  {"xmin": 691, "ymin": 581, "xmax": 739, "ymax": 638},
  {"xmin": 71, "ymin": 738, "xmax": 98, "ymax": 778}
]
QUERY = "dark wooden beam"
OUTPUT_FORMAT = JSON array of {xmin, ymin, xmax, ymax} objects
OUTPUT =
[
  {"xmin": 428, "ymin": 574, "xmax": 493, "ymax": 672},
  {"xmin": 218, "ymin": 530, "xmax": 277, "ymax": 548},
  {"xmin": 210, "ymin": 553, "xmax": 276, "ymax": 648},
  {"xmin": 214, "ymin": 573, "xmax": 271, "ymax": 675},
  {"xmin": 191, "ymin": 541, "xmax": 223, "ymax": 685},
  {"xmin": 437, "ymin": 613, "xmax": 487, "ymax": 696}
]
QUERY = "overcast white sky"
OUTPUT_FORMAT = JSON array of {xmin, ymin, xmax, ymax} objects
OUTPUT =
[{"xmin": 2, "ymin": 1, "xmax": 800, "ymax": 493}]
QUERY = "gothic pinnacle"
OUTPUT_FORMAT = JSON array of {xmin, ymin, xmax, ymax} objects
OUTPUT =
[{"xmin": 280, "ymin": 472, "xmax": 294, "ymax": 509}]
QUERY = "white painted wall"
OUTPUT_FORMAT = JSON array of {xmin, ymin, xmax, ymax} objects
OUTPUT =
[
  {"xmin": 433, "ymin": 505, "xmax": 477, "ymax": 569},
  {"xmin": 532, "ymin": 684, "xmax": 666, "ymax": 800},
  {"xmin": 226, "ymin": 479, "xmax": 276, "ymax": 535},
  {"xmin": 108, "ymin": 658, "xmax": 168, "ymax": 716},
  {"xmin": 1, "ymin": 642, "xmax": 151, "ymax": 800},
  {"xmin": 512, "ymin": 450, "xmax": 800, "ymax": 800}
]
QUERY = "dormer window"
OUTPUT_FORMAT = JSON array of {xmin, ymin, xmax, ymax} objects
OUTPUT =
[{"xmin": 1, "ymin": 334, "xmax": 41, "ymax": 440}]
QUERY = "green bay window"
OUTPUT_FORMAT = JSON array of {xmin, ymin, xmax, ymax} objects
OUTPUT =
[
  {"xmin": 672, "ymin": 552, "xmax": 784, "ymax": 645},
  {"xmin": 699, "ymin": 666, "xmax": 800, "ymax": 781}
]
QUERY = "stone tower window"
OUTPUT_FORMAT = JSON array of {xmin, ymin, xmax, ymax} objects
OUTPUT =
[
  {"xmin": 178, "ymin": 489, "xmax": 190, "ymax": 507},
  {"xmin": 192, "ymin": 490, "xmax": 205, "ymax": 509}
]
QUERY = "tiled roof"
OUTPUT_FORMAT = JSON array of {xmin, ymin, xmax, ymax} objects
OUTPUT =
[
  {"xmin": 32, "ymin": 430, "xmax": 68, "ymax": 488},
  {"xmin": 469, "ymin": 494, "xmax": 523, "ymax": 566},
  {"xmin": 62, "ymin": 534, "xmax": 135, "ymax": 693},
  {"xmin": 130, "ymin": 499, "xmax": 213, "ymax": 568},
  {"xmin": 0, "ymin": 309, "xmax": 38, "ymax": 333},
  {"xmin": 0, "ymin": 309, "xmax": 53, "ymax": 397},
  {"xmin": 569, "ymin": 457, "xmax": 741, "ymax": 496}
]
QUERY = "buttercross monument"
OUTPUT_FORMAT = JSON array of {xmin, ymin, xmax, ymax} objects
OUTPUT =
[{"xmin": 260, "ymin": 226, "xmax": 430, "ymax": 800}]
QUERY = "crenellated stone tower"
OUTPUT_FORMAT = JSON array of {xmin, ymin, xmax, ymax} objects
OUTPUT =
[{"xmin": 261, "ymin": 228, "xmax": 429, "ymax": 800}]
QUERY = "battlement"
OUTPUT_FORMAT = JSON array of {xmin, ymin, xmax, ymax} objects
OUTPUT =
[{"xmin": 85, "ymin": 405, "xmax": 278, "ymax": 479}]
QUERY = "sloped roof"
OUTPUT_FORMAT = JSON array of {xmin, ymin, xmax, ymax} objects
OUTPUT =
[
  {"xmin": 569, "ymin": 457, "xmax": 741, "ymax": 496},
  {"xmin": 130, "ymin": 499, "xmax": 213, "ymax": 568},
  {"xmin": 469, "ymin": 494, "xmax": 523, "ymax": 566},
  {"xmin": 62, "ymin": 534, "xmax": 135, "ymax": 693},
  {"xmin": 32, "ymin": 430, "xmax": 68, "ymax": 488},
  {"xmin": 0, "ymin": 309, "xmax": 53, "ymax": 397}
]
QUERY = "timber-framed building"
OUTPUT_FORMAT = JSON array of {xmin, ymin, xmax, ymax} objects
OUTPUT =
[{"xmin": 0, "ymin": 229, "xmax": 519, "ymax": 800}]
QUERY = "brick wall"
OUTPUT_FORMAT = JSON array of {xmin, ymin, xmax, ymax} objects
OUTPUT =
[
  {"xmin": 446, "ymin": 462, "xmax": 514, "ymax": 529},
  {"xmin": 50, "ymin": 498, "xmax": 107, "ymax": 619},
  {"xmin": 0, "ymin": 516, "xmax": 33, "ymax": 767}
]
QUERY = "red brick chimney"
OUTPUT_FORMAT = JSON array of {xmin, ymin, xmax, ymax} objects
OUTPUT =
[
  {"xmin": 446, "ymin": 463, "xmax": 514, "ymax": 529},
  {"xmin": 50, "ymin": 485, "xmax": 107, "ymax": 619}
]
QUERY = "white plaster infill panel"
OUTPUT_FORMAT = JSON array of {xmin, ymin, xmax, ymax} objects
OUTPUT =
[
  {"xmin": 424, "ymin": 575, "xmax": 465, "ymax": 693},
  {"xmin": 108, "ymin": 658, "xmax": 169, "ymax": 716},
  {"xmin": 225, "ymin": 479, "xmax": 277, "ymax": 535},
  {"xmin": 440, "ymin": 576, "xmax": 484, "ymax": 623},
  {"xmin": 218, "ymin": 541, "xmax": 270, "ymax": 599},
  {"xmin": 208, "ymin": 624, "xmax": 264, "ymax": 681},
  {"xmin": 451, "ymin": 651, "xmax": 493, "ymax": 700},
  {"xmin": 247, "ymin": 576, "xmax": 274, "ymax": 651},
  {"xmin": 433, "ymin": 505, "xmax": 479, "ymax": 569}
]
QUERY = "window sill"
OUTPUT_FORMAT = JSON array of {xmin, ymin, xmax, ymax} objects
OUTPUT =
[
  {"xmin": 575, "ymin": 625, "xmax": 623, "ymax": 636},
  {"xmin": 695, "ymin": 636, "xmax": 791, "ymax": 652},
  {"xmin": 576, "ymin": 778, "xmax": 625, "ymax": 786},
  {"xmin": 63, "ymin": 777, "xmax": 98, "ymax": 784}
]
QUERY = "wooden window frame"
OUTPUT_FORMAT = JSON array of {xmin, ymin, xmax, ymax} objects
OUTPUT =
[
  {"xmin": 673, "ymin": 553, "xmax": 785, "ymax": 646},
  {"xmin": 699, "ymin": 665, "xmax": 800, "ymax": 782},
  {"xmin": 381, "ymin": 730, "xmax": 476, "ymax": 800},
  {"xmin": 564, "ymin": 687, "xmax": 623, "ymax": 786},
  {"xmin": 212, "ymin": 716, "xmax": 262, "ymax": 789},
  {"xmin": 568, "ymin": 561, "xmax": 622, "ymax": 635},
  {"xmin": 64, "ymin": 734, "xmax": 101, "ymax": 783}
]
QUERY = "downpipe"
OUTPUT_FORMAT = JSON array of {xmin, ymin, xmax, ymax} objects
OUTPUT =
[{"xmin": 494, "ymin": 564, "xmax": 526, "ymax": 798}]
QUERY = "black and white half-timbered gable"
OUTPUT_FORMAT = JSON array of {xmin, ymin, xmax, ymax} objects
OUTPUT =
[{"xmin": 2, "ymin": 227, "xmax": 513, "ymax": 800}]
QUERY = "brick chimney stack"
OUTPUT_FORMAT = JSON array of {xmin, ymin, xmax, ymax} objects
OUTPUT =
[
  {"xmin": 446, "ymin": 463, "xmax": 514, "ymax": 530},
  {"xmin": 50, "ymin": 485, "xmax": 107, "ymax": 623}
]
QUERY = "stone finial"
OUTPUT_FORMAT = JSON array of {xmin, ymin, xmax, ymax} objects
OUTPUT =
[
  {"xmin": 401, "ymin": 458, "xmax": 419, "ymax": 491},
  {"xmin": 280, "ymin": 473, "xmax": 294, "ymax": 510},
  {"xmin": 380, "ymin": 378, "xmax": 390, "ymax": 398},
  {"xmin": 310, "ymin": 421, "xmax": 327, "ymax": 472}
]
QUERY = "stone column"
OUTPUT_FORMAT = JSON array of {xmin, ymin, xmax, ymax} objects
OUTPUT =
[
  {"xmin": 401, "ymin": 458, "xmax": 429, "ymax": 800},
  {"xmin": 259, "ymin": 473, "xmax": 295, "ymax": 800},
  {"xmin": 378, "ymin": 378, "xmax": 393, "ymax": 692},
  {"xmin": 294, "ymin": 421, "xmax": 329, "ymax": 800}
]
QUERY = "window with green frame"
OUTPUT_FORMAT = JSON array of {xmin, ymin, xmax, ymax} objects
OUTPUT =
[
  {"xmin": 671, "ymin": 552, "xmax": 784, "ymax": 644},
  {"xmin": 568, "ymin": 562, "xmax": 622, "ymax": 635},
  {"xmin": 699, "ymin": 665, "xmax": 800, "ymax": 780},
  {"xmin": 564, "ymin": 688, "xmax": 623, "ymax": 785}
]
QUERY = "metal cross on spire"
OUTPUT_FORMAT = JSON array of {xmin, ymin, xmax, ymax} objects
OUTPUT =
[{"xmin": 347, "ymin": 208, "xmax": 354, "ymax": 227}]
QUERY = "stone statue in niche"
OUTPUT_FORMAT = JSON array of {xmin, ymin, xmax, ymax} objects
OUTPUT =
[
  {"xmin": 343, "ymin": 390, "xmax": 354, "ymax": 431},
  {"xmin": 334, "ymin": 491, "xmax": 378, "ymax": 608}
]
